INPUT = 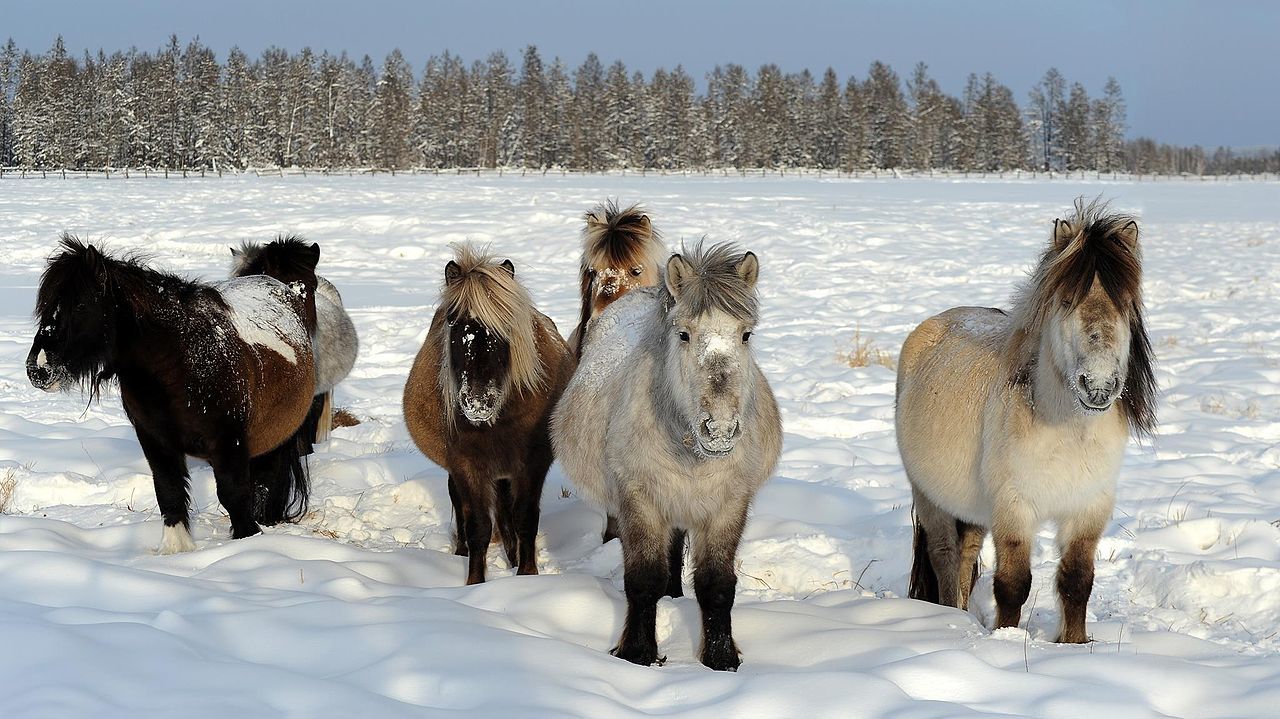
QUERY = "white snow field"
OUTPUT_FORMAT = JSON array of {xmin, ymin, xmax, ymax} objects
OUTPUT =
[{"xmin": 1, "ymin": 174, "xmax": 1278, "ymax": 717}]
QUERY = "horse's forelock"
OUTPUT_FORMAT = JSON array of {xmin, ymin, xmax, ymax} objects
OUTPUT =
[
  {"xmin": 668, "ymin": 241, "xmax": 759, "ymax": 324},
  {"xmin": 581, "ymin": 200, "xmax": 665, "ymax": 272}
]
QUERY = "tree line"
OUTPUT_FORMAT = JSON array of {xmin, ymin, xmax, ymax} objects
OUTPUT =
[{"xmin": 0, "ymin": 36, "xmax": 1273, "ymax": 175}]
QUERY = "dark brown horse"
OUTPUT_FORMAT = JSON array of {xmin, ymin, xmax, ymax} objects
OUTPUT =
[
  {"xmin": 403, "ymin": 243, "xmax": 575, "ymax": 584},
  {"xmin": 26, "ymin": 236, "xmax": 318, "ymax": 553}
]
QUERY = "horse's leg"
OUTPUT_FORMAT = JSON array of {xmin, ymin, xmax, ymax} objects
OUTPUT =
[
  {"xmin": 209, "ymin": 438, "xmax": 260, "ymax": 540},
  {"xmin": 512, "ymin": 451, "xmax": 551, "ymax": 576},
  {"xmin": 494, "ymin": 478, "xmax": 519, "ymax": 567},
  {"xmin": 665, "ymin": 529, "xmax": 686, "ymax": 598},
  {"xmin": 447, "ymin": 474, "xmax": 468, "ymax": 556},
  {"xmin": 991, "ymin": 506, "xmax": 1034, "ymax": 631},
  {"xmin": 611, "ymin": 496, "xmax": 670, "ymax": 666},
  {"xmin": 956, "ymin": 519, "xmax": 987, "ymax": 611},
  {"xmin": 1054, "ymin": 509, "xmax": 1106, "ymax": 643},
  {"xmin": 690, "ymin": 502, "xmax": 748, "ymax": 671},
  {"xmin": 453, "ymin": 469, "xmax": 493, "ymax": 585},
  {"xmin": 135, "ymin": 428, "xmax": 195, "ymax": 554},
  {"xmin": 912, "ymin": 488, "xmax": 960, "ymax": 606}
]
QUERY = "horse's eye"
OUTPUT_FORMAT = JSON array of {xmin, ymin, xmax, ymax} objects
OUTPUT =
[
  {"xmin": 742, "ymin": 332, "xmax": 752, "ymax": 343},
  {"xmin": 630, "ymin": 267, "xmax": 643, "ymax": 277},
  {"xmin": 678, "ymin": 331, "xmax": 690, "ymax": 343}
]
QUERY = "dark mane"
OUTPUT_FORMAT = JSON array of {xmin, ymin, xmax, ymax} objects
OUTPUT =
[
  {"xmin": 1015, "ymin": 198, "xmax": 1156, "ymax": 437},
  {"xmin": 666, "ymin": 240, "xmax": 759, "ymax": 323},
  {"xmin": 1039, "ymin": 198, "xmax": 1143, "ymax": 310},
  {"xmin": 35, "ymin": 235, "xmax": 212, "ymax": 396},
  {"xmin": 231, "ymin": 235, "xmax": 321, "ymax": 283}
]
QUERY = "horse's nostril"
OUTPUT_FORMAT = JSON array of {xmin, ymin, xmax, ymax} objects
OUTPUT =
[{"xmin": 1077, "ymin": 374, "xmax": 1089, "ymax": 389}]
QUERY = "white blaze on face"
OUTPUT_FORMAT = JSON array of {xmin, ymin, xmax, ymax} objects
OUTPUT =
[
  {"xmin": 36, "ymin": 349, "xmax": 48, "ymax": 368},
  {"xmin": 158, "ymin": 523, "xmax": 196, "ymax": 555}
]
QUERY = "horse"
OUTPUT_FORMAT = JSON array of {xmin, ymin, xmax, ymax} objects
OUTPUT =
[
  {"xmin": 568, "ymin": 200, "xmax": 666, "ymax": 357},
  {"xmin": 551, "ymin": 241, "xmax": 782, "ymax": 671},
  {"xmin": 232, "ymin": 236, "xmax": 359, "ymax": 445},
  {"xmin": 403, "ymin": 243, "xmax": 575, "ymax": 585},
  {"xmin": 569, "ymin": 200, "xmax": 667, "ymax": 544},
  {"xmin": 26, "ymin": 235, "xmax": 319, "ymax": 553},
  {"xmin": 895, "ymin": 198, "xmax": 1156, "ymax": 643}
]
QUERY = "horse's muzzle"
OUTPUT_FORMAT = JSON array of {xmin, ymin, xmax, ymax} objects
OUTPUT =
[
  {"xmin": 26, "ymin": 348, "xmax": 62, "ymax": 392},
  {"xmin": 696, "ymin": 416, "xmax": 741, "ymax": 456},
  {"xmin": 1075, "ymin": 373, "xmax": 1119, "ymax": 413}
]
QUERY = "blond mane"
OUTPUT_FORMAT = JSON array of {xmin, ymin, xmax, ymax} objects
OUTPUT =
[{"xmin": 438, "ymin": 243, "xmax": 545, "ymax": 406}]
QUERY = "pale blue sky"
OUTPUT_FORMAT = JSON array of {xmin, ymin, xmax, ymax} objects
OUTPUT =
[{"xmin": 5, "ymin": 0, "xmax": 1277, "ymax": 148}]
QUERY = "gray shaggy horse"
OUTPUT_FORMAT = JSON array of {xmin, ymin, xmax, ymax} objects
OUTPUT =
[
  {"xmin": 232, "ymin": 238, "xmax": 359, "ymax": 442},
  {"xmin": 552, "ymin": 242, "xmax": 782, "ymax": 671}
]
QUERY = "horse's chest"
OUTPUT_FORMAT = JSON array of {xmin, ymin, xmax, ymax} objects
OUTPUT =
[
  {"xmin": 643, "ymin": 461, "xmax": 747, "ymax": 528},
  {"xmin": 1003, "ymin": 420, "xmax": 1126, "ymax": 518}
]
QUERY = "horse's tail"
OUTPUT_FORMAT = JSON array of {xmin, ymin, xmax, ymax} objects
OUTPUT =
[
  {"xmin": 251, "ymin": 430, "xmax": 311, "ymax": 525},
  {"xmin": 908, "ymin": 508, "xmax": 940, "ymax": 603},
  {"xmin": 297, "ymin": 392, "xmax": 332, "ymax": 445}
]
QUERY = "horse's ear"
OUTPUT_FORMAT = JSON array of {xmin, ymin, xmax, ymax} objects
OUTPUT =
[
  {"xmin": 304, "ymin": 242, "xmax": 321, "ymax": 271},
  {"xmin": 1116, "ymin": 220, "xmax": 1139, "ymax": 249},
  {"xmin": 736, "ymin": 251, "xmax": 759, "ymax": 288},
  {"xmin": 230, "ymin": 246, "xmax": 241, "ymax": 258},
  {"xmin": 445, "ymin": 260, "xmax": 462, "ymax": 284},
  {"xmin": 665, "ymin": 254, "xmax": 690, "ymax": 299},
  {"xmin": 637, "ymin": 214, "xmax": 653, "ymax": 237},
  {"xmin": 500, "ymin": 259, "xmax": 515, "ymax": 277},
  {"xmin": 1052, "ymin": 219, "xmax": 1075, "ymax": 251}
]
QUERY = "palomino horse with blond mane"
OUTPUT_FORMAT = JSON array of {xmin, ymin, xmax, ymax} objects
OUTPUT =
[
  {"xmin": 569, "ymin": 200, "xmax": 666, "ymax": 357},
  {"xmin": 896, "ymin": 199, "xmax": 1156, "ymax": 643},
  {"xmin": 403, "ymin": 244, "xmax": 575, "ymax": 584},
  {"xmin": 553, "ymin": 242, "xmax": 782, "ymax": 670},
  {"xmin": 570, "ymin": 200, "xmax": 667, "ymax": 544}
]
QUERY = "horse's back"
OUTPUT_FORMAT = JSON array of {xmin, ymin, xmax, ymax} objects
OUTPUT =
[
  {"xmin": 896, "ymin": 306, "xmax": 1009, "ymax": 523},
  {"xmin": 551, "ymin": 288, "xmax": 660, "ymax": 510}
]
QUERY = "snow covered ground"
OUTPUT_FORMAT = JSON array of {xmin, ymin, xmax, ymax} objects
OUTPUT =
[{"xmin": 1, "ymin": 174, "xmax": 1278, "ymax": 717}]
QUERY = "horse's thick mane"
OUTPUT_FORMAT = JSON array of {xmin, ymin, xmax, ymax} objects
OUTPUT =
[
  {"xmin": 36, "ymin": 235, "xmax": 211, "ymax": 397},
  {"xmin": 439, "ymin": 243, "xmax": 544, "ymax": 397},
  {"xmin": 581, "ymin": 200, "xmax": 665, "ymax": 276},
  {"xmin": 231, "ymin": 235, "xmax": 318, "ymax": 280},
  {"xmin": 666, "ymin": 240, "xmax": 759, "ymax": 323},
  {"xmin": 1011, "ymin": 198, "xmax": 1156, "ymax": 437}
]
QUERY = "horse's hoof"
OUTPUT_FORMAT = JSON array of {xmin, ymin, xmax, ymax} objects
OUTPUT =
[
  {"xmin": 157, "ymin": 523, "xmax": 197, "ymax": 555},
  {"xmin": 700, "ymin": 639, "xmax": 741, "ymax": 671},
  {"xmin": 231, "ymin": 523, "xmax": 262, "ymax": 540},
  {"xmin": 610, "ymin": 643, "xmax": 664, "ymax": 667},
  {"xmin": 1055, "ymin": 629, "xmax": 1091, "ymax": 644}
]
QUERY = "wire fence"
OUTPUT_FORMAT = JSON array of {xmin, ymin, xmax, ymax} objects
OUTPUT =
[{"xmin": 1, "ymin": 165, "xmax": 1277, "ymax": 182}]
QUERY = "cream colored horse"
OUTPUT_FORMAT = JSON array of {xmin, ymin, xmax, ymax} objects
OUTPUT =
[{"xmin": 895, "ymin": 199, "xmax": 1155, "ymax": 643}]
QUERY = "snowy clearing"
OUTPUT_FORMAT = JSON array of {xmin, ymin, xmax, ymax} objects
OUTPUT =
[{"xmin": 1, "ymin": 174, "xmax": 1278, "ymax": 717}]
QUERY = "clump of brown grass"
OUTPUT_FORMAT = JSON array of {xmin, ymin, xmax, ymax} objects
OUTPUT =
[
  {"xmin": 0, "ymin": 468, "xmax": 16, "ymax": 514},
  {"xmin": 332, "ymin": 408, "xmax": 362, "ymax": 428},
  {"xmin": 841, "ymin": 326, "xmax": 896, "ymax": 369}
]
